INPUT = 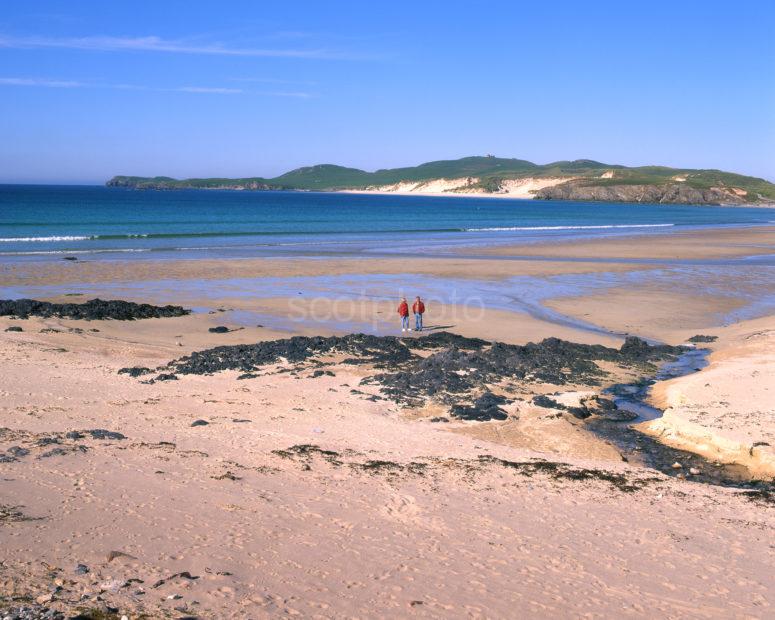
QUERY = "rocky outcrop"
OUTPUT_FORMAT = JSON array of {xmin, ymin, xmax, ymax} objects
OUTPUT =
[
  {"xmin": 0, "ymin": 298, "xmax": 190, "ymax": 320},
  {"xmin": 106, "ymin": 177, "xmax": 278, "ymax": 191},
  {"xmin": 534, "ymin": 182, "xmax": 747, "ymax": 205}
]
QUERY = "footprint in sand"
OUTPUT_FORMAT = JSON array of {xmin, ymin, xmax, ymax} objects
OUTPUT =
[{"xmin": 382, "ymin": 493, "xmax": 421, "ymax": 523}]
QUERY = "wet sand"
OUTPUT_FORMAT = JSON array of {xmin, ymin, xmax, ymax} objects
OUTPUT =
[
  {"xmin": 1, "ymin": 224, "xmax": 774, "ymax": 617},
  {"xmin": 478, "ymin": 224, "xmax": 775, "ymax": 260}
]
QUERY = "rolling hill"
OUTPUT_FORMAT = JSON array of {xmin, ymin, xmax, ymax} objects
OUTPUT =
[{"xmin": 107, "ymin": 157, "xmax": 775, "ymax": 205}]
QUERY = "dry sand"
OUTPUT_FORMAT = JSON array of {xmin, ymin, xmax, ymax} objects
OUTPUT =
[
  {"xmin": 1, "ymin": 224, "xmax": 774, "ymax": 618},
  {"xmin": 0, "ymin": 316, "xmax": 773, "ymax": 618}
]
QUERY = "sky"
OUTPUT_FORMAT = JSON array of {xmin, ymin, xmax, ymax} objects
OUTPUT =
[{"xmin": 1, "ymin": 0, "xmax": 774, "ymax": 184}]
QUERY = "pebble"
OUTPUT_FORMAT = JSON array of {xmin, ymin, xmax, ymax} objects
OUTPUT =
[
  {"xmin": 689, "ymin": 467, "xmax": 701, "ymax": 475},
  {"xmin": 671, "ymin": 462, "xmax": 683, "ymax": 469},
  {"xmin": 74, "ymin": 563, "xmax": 89, "ymax": 575},
  {"xmin": 191, "ymin": 419, "xmax": 209, "ymax": 427},
  {"xmin": 99, "ymin": 578, "xmax": 127, "ymax": 593}
]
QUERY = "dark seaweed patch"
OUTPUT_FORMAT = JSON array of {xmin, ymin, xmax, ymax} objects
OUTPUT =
[
  {"xmin": 117, "ymin": 367, "xmax": 152, "ymax": 377},
  {"xmin": 0, "ymin": 505, "xmax": 42, "ymax": 523},
  {"xmin": 478, "ymin": 456, "xmax": 658, "ymax": 493},
  {"xmin": 688, "ymin": 334, "xmax": 718, "ymax": 343},
  {"xmin": 450, "ymin": 392, "xmax": 510, "ymax": 421},
  {"xmin": 0, "ymin": 298, "xmax": 189, "ymax": 320}
]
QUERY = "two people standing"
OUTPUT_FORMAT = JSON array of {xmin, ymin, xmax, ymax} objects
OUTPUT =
[{"xmin": 398, "ymin": 296, "xmax": 425, "ymax": 332}]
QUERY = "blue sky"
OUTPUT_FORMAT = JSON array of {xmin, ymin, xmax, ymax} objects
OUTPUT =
[{"xmin": 1, "ymin": 0, "xmax": 773, "ymax": 184}]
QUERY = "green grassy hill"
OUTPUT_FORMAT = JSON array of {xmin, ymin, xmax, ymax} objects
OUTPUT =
[{"xmin": 107, "ymin": 156, "xmax": 775, "ymax": 204}]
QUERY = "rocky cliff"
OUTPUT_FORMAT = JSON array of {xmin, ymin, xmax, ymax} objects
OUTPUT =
[{"xmin": 534, "ymin": 182, "xmax": 748, "ymax": 205}]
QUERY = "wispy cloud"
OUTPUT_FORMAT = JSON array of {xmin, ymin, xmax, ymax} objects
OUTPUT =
[
  {"xmin": 0, "ymin": 34, "xmax": 348, "ymax": 59},
  {"xmin": 263, "ymin": 91, "xmax": 315, "ymax": 99},
  {"xmin": 0, "ymin": 77, "xmax": 83, "ymax": 87},
  {"xmin": 229, "ymin": 77, "xmax": 317, "ymax": 86},
  {"xmin": 0, "ymin": 77, "xmax": 316, "ymax": 97},
  {"xmin": 174, "ymin": 86, "xmax": 242, "ymax": 94}
]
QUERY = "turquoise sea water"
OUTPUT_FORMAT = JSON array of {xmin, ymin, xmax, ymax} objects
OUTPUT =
[{"xmin": 1, "ymin": 185, "xmax": 773, "ymax": 260}]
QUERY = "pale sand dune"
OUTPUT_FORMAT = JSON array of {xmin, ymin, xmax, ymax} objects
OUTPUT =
[
  {"xmin": 0, "ymin": 320, "xmax": 773, "ymax": 617},
  {"xmin": 342, "ymin": 176, "xmax": 574, "ymax": 199}
]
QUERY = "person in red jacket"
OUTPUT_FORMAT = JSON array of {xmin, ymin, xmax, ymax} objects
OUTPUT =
[
  {"xmin": 412, "ymin": 296, "xmax": 425, "ymax": 332},
  {"xmin": 397, "ymin": 297, "xmax": 410, "ymax": 332}
]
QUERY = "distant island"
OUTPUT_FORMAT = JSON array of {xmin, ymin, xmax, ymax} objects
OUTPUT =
[{"xmin": 107, "ymin": 156, "xmax": 775, "ymax": 205}]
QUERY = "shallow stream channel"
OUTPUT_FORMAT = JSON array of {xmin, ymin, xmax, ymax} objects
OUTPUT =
[{"xmin": 587, "ymin": 345, "xmax": 772, "ymax": 497}]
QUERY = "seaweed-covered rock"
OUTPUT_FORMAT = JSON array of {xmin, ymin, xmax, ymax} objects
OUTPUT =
[
  {"xmin": 532, "ymin": 394, "xmax": 566, "ymax": 410},
  {"xmin": 208, "ymin": 325, "xmax": 230, "ymax": 333},
  {"xmin": 136, "ymin": 331, "xmax": 686, "ymax": 421},
  {"xmin": 0, "ymin": 298, "xmax": 189, "ymax": 320},
  {"xmin": 154, "ymin": 373, "xmax": 178, "ymax": 382},
  {"xmin": 87, "ymin": 429, "xmax": 126, "ymax": 440},
  {"xmin": 451, "ymin": 392, "xmax": 510, "ymax": 421},
  {"xmin": 4, "ymin": 325, "xmax": 23, "ymax": 332},
  {"xmin": 168, "ymin": 333, "xmax": 416, "ymax": 375},
  {"xmin": 118, "ymin": 366, "xmax": 152, "ymax": 377},
  {"xmin": 407, "ymin": 332, "xmax": 488, "ymax": 350},
  {"xmin": 688, "ymin": 334, "xmax": 718, "ymax": 343}
]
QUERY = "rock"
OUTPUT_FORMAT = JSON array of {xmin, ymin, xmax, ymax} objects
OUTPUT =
[
  {"xmin": 208, "ymin": 326, "xmax": 230, "ymax": 333},
  {"xmin": 671, "ymin": 462, "xmax": 683, "ymax": 469},
  {"xmin": 154, "ymin": 373, "xmax": 178, "ymax": 381},
  {"xmin": 87, "ymin": 429, "xmax": 126, "ymax": 440},
  {"xmin": 7, "ymin": 446, "xmax": 29, "ymax": 458},
  {"xmin": 74, "ymin": 563, "xmax": 89, "ymax": 575},
  {"xmin": 35, "ymin": 594, "xmax": 52, "ymax": 604},
  {"xmin": 688, "ymin": 334, "xmax": 718, "ymax": 343},
  {"xmin": 191, "ymin": 419, "xmax": 209, "ymax": 427},
  {"xmin": 106, "ymin": 550, "xmax": 137, "ymax": 562},
  {"xmin": 534, "ymin": 181, "xmax": 746, "ymax": 206},
  {"xmin": 99, "ymin": 578, "xmax": 127, "ymax": 593},
  {"xmin": 38, "ymin": 447, "xmax": 73, "ymax": 458},
  {"xmin": 450, "ymin": 392, "xmax": 509, "ymax": 421},
  {"xmin": 135, "ymin": 331, "xmax": 687, "ymax": 424},
  {"xmin": 0, "ymin": 298, "xmax": 189, "ymax": 321},
  {"xmin": 4, "ymin": 326, "xmax": 23, "ymax": 332},
  {"xmin": 65, "ymin": 431, "xmax": 85, "ymax": 440},
  {"xmin": 689, "ymin": 467, "xmax": 701, "ymax": 475},
  {"xmin": 532, "ymin": 394, "xmax": 566, "ymax": 410},
  {"xmin": 118, "ymin": 366, "xmax": 152, "ymax": 377},
  {"xmin": 62, "ymin": 256, "xmax": 78, "ymax": 261}
]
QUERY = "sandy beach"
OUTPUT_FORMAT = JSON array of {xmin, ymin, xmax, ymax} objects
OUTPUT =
[{"xmin": 1, "ymin": 224, "xmax": 774, "ymax": 618}]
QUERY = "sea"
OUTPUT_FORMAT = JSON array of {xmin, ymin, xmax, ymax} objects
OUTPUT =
[{"xmin": 1, "ymin": 184, "xmax": 773, "ymax": 261}]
